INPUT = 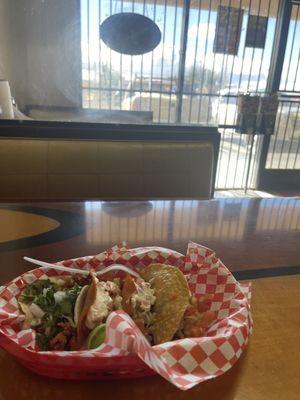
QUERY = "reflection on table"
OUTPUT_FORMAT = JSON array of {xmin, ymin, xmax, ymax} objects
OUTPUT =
[{"xmin": 85, "ymin": 199, "xmax": 252, "ymax": 246}]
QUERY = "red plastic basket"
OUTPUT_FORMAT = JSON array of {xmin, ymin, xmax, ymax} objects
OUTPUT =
[
  {"xmin": 0, "ymin": 243, "xmax": 252, "ymax": 389},
  {"xmin": 0, "ymin": 333, "xmax": 155, "ymax": 380}
]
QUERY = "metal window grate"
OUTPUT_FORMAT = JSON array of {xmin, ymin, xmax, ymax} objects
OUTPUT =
[
  {"xmin": 81, "ymin": 0, "xmax": 299, "ymax": 188},
  {"xmin": 266, "ymin": 99, "xmax": 300, "ymax": 169},
  {"xmin": 266, "ymin": 2, "xmax": 300, "ymax": 170},
  {"xmin": 81, "ymin": 0, "xmax": 183, "ymax": 121}
]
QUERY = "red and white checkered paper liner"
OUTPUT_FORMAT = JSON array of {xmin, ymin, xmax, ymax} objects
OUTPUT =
[{"xmin": 0, "ymin": 242, "xmax": 252, "ymax": 390}]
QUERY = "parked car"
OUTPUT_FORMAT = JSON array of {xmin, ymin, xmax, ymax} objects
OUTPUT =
[{"xmin": 122, "ymin": 92, "xmax": 211, "ymax": 123}]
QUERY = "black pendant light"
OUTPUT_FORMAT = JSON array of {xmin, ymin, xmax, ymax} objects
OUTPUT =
[{"xmin": 100, "ymin": 13, "xmax": 161, "ymax": 55}]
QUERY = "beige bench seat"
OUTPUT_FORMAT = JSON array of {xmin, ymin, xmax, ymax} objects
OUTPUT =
[{"xmin": 0, "ymin": 139, "xmax": 215, "ymax": 199}]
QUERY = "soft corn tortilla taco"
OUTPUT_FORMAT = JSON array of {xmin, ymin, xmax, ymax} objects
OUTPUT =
[
  {"xmin": 76, "ymin": 272, "xmax": 99, "ymax": 346},
  {"xmin": 19, "ymin": 302, "xmax": 34, "ymax": 330},
  {"xmin": 74, "ymin": 285, "xmax": 89, "ymax": 326},
  {"xmin": 141, "ymin": 264, "xmax": 190, "ymax": 345},
  {"xmin": 76, "ymin": 271, "xmax": 124, "ymax": 347}
]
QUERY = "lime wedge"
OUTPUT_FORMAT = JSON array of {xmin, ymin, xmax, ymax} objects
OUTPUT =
[{"xmin": 87, "ymin": 324, "xmax": 106, "ymax": 349}]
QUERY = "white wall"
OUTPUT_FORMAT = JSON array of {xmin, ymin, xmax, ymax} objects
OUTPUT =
[
  {"xmin": 2, "ymin": 0, "xmax": 82, "ymax": 109},
  {"xmin": 0, "ymin": 0, "xmax": 12, "ymax": 82}
]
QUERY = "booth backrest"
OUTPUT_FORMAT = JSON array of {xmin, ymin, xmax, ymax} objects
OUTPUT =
[{"xmin": 0, "ymin": 122, "xmax": 220, "ymax": 200}]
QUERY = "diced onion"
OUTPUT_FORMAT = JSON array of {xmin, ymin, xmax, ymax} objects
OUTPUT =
[
  {"xmin": 54, "ymin": 291, "xmax": 67, "ymax": 303},
  {"xmin": 29, "ymin": 303, "xmax": 45, "ymax": 318},
  {"xmin": 49, "ymin": 277, "xmax": 68, "ymax": 287}
]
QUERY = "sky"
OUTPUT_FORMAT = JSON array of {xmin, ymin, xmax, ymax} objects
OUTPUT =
[{"xmin": 80, "ymin": 0, "xmax": 300, "ymax": 92}]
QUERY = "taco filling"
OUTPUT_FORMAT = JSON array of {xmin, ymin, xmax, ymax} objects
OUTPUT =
[
  {"xmin": 18, "ymin": 264, "xmax": 215, "ymax": 351},
  {"xmin": 18, "ymin": 275, "xmax": 87, "ymax": 350}
]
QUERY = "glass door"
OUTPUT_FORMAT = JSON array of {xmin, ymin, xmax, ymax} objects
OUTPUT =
[{"xmin": 257, "ymin": 0, "xmax": 300, "ymax": 191}]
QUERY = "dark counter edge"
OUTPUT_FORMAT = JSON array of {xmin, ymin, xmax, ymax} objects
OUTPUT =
[{"xmin": 233, "ymin": 265, "xmax": 300, "ymax": 280}]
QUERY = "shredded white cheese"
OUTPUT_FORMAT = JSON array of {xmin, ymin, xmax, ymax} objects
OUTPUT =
[
  {"xmin": 85, "ymin": 282, "xmax": 114, "ymax": 330},
  {"xmin": 54, "ymin": 291, "xmax": 67, "ymax": 303},
  {"xmin": 29, "ymin": 303, "xmax": 45, "ymax": 318},
  {"xmin": 131, "ymin": 279, "xmax": 156, "ymax": 313}
]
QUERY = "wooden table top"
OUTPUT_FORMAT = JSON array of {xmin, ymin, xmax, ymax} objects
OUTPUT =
[{"xmin": 0, "ymin": 198, "xmax": 299, "ymax": 400}]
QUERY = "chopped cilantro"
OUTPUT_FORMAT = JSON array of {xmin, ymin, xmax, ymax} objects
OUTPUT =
[
  {"xmin": 19, "ymin": 279, "xmax": 57, "ymax": 304},
  {"xmin": 19, "ymin": 279, "xmax": 82, "ymax": 351}
]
